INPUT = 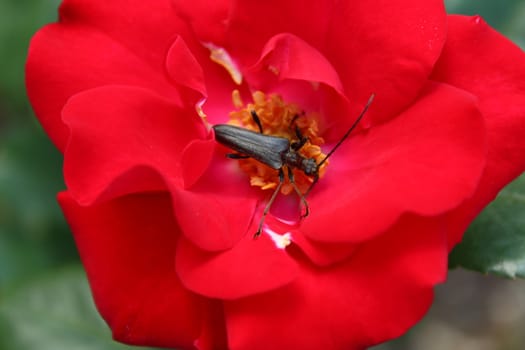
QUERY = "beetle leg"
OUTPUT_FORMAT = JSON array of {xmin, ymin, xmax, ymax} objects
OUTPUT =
[
  {"xmin": 290, "ymin": 113, "xmax": 300, "ymax": 126},
  {"xmin": 226, "ymin": 153, "xmax": 250, "ymax": 159},
  {"xmin": 287, "ymin": 167, "xmax": 310, "ymax": 219},
  {"xmin": 250, "ymin": 110, "xmax": 264, "ymax": 134},
  {"xmin": 254, "ymin": 168, "xmax": 284, "ymax": 238},
  {"xmin": 289, "ymin": 111, "xmax": 305, "ymax": 129},
  {"xmin": 289, "ymin": 112, "xmax": 308, "ymax": 150},
  {"xmin": 291, "ymin": 126, "xmax": 308, "ymax": 151},
  {"xmin": 289, "ymin": 117, "xmax": 308, "ymax": 151}
]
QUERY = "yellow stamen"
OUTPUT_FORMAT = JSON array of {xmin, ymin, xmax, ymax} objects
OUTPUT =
[
  {"xmin": 227, "ymin": 90, "xmax": 329, "ymax": 195},
  {"xmin": 232, "ymin": 90, "xmax": 244, "ymax": 109}
]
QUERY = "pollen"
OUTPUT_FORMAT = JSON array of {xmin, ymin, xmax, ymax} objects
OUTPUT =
[{"xmin": 227, "ymin": 90, "xmax": 329, "ymax": 195}]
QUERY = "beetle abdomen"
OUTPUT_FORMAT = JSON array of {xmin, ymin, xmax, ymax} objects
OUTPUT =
[{"xmin": 212, "ymin": 124, "xmax": 290, "ymax": 169}]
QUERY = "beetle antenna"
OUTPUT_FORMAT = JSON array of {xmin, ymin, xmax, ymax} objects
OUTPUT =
[
  {"xmin": 287, "ymin": 167, "xmax": 310, "ymax": 218},
  {"xmin": 318, "ymin": 94, "xmax": 375, "ymax": 168}
]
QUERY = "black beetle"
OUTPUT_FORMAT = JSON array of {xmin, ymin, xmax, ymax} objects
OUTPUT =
[{"xmin": 213, "ymin": 94, "xmax": 374, "ymax": 238}]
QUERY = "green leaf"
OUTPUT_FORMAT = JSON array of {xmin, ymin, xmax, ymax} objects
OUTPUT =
[
  {"xmin": 449, "ymin": 174, "xmax": 525, "ymax": 278},
  {"xmin": 0, "ymin": 0, "xmax": 60, "ymax": 113},
  {"xmin": 0, "ymin": 124, "xmax": 77, "ymax": 286},
  {"xmin": 445, "ymin": 0, "xmax": 525, "ymax": 49},
  {"xmin": 0, "ymin": 266, "xmax": 163, "ymax": 350}
]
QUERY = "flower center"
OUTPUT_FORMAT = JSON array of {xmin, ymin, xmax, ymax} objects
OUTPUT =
[{"xmin": 227, "ymin": 90, "xmax": 329, "ymax": 195}]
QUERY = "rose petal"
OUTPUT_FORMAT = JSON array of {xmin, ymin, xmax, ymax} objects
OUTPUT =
[
  {"xmin": 171, "ymin": 0, "xmax": 231, "ymax": 46},
  {"xmin": 165, "ymin": 35, "xmax": 207, "ymax": 102},
  {"xmin": 243, "ymin": 33, "xmax": 360, "ymax": 135},
  {"xmin": 291, "ymin": 231, "xmax": 358, "ymax": 266},
  {"xmin": 219, "ymin": 0, "xmax": 335, "ymax": 67},
  {"xmin": 165, "ymin": 31, "xmax": 252, "ymax": 126},
  {"xmin": 26, "ymin": 28, "xmax": 180, "ymax": 152},
  {"xmin": 173, "ymin": 0, "xmax": 337, "ymax": 72},
  {"xmin": 194, "ymin": 301, "xmax": 229, "ymax": 350},
  {"xmin": 181, "ymin": 139, "xmax": 219, "ymax": 190},
  {"xmin": 243, "ymin": 33, "xmax": 372, "ymax": 143},
  {"xmin": 302, "ymin": 82, "xmax": 486, "ymax": 243},
  {"xmin": 225, "ymin": 215, "xmax": 448, "ymax": 350},
  {"xmin": 58, "ymin": 191, "xmax": 204, "ymax": 348},
  {"xmin": 62, "ymin": 86, "xmax": 212, "ymax": 205},
  {"xmin": 171, "ymin": 146, "xmax": 260, "ymax": 251},
  {"xmin": 431, "ymin": 15, "xmax": 525, "ymax": 247},
  {"xmin": 58, "ymin": 0, "xmax": 189, "ymax": 70},
  {"xmin": 26, "ymin": 0, "xmax": 188, "ymax": 151},
  {"xmin": 247, "ymin": 33, "xmax": 344, "ymax": 95},
  {"xmin": 175, "ymin": 219, "xmax": 299, "ymax": 299},
  {"xmin": 325, "ymin": 0, "xmax": 447, "ymax": 125},
  {"xmin": 187, "ymin": 0, "xmax": 446, "ymax": 127},
  {"xmin": 173, "ymin": 1, "xmax": 359, "ymax": 134}
]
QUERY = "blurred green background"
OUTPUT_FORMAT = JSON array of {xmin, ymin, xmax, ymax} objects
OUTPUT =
[{"xmin": 0, "ymin": 1, "xmax": 524, "ymax": 349}]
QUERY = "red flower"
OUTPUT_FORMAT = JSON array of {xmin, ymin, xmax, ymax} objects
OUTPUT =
[{"xmin": 26, "ymin": 1, "xmax": 525, "ymax": 349}]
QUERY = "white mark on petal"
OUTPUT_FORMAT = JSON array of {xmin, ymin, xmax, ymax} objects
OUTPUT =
[{"xmin": 265, "ymin": 227, "xmax": 292, "ymax": 249}]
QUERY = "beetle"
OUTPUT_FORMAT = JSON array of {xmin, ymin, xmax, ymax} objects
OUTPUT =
[{"xmin": 212, "ymin": 94, "xmax": 374, "ymax": 238}]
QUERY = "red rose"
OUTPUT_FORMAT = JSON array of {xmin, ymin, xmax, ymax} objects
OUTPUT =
[{"xmin": 26, "ymin": 1, "xmax": 525, "ymax": 349}]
